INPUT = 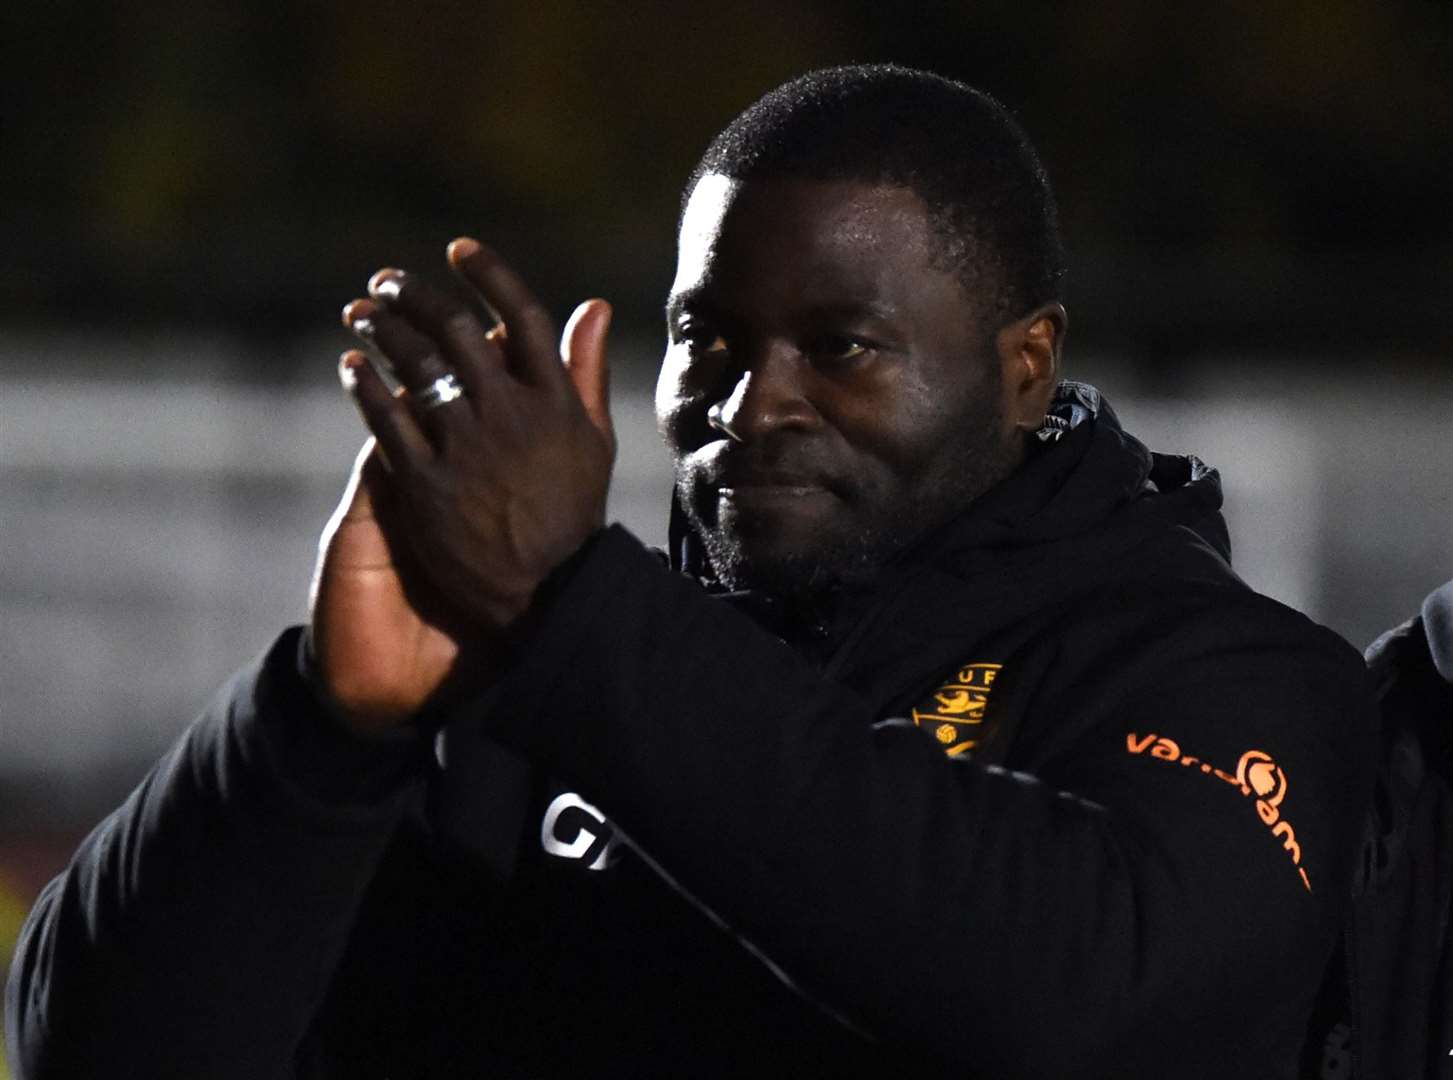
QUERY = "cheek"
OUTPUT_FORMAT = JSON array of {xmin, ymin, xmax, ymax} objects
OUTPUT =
[
  {"xmin": 845, "ymin": 372, "xmax": 998, "ymax": 488},
  {"xmin": 654, "ymin": 352, "xmax": 693, "ymax": 452},
  {"xmin": 657, "ymin": 346, "xmax": 733, "ymax": 457},
  {"xmin": 841, "ymin": 377, "xmax": 956, "ymax": 477}
]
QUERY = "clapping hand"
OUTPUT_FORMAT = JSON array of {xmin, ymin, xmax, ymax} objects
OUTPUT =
[{"xmin": 309, "ymin": 238, "xmax": 614, "ymax": 734}]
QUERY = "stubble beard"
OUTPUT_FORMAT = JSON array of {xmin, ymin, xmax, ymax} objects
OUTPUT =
[
  {"xmin": 678, "ymin": 411, "xmax": 1020, "ymax": 600},
  {"xmin": 686, "ymin": 501, "xmax": 884, "ymax": 598}
]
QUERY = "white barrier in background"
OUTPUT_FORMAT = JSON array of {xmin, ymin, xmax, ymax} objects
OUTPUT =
[{"xmin": 2, "ymin": 354, "xmax": 1450, "ymax": 776}]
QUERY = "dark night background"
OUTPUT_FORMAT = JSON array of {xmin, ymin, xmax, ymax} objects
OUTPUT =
[
  {"xmin": 1, "ymin": 4, "xmax": 1450, "ymax": 1063},
  {"xmin": 5, "ymin": 2, "xmax": 1451, "ymax": 359}
]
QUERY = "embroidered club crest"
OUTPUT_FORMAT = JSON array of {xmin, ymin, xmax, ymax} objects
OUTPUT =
[{"xmin": 911, "ymin": 663, "xmax": 1002, "ymax": 758}]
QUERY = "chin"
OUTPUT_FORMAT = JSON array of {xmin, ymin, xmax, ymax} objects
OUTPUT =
[
  {"xmin": 699, "ymin": 523, "xmax": 887, "ymax": 597},
  {"xmin": 678, "ymin": 475, "xmax": 928, "ymax": 597}
]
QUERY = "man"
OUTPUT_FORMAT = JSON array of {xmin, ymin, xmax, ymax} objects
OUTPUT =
[
  {"xmin": 1307, "ymin": 579, "xmax": 1453, "ymax": 1077},
  {"xmin": 7, "ymin": 66, "xmax": 1375, "ymax": 1077}
]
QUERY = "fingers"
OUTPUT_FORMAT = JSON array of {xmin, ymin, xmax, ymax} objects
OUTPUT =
[
  {"xmin": 339, "ymin": 241, "xmax": 606, "ymax": 463},
  {"xmin": 447, "ymin": 237, "xmax": 562, "ymax": 388},
  {"xmin": 364, "ymin": 270, "xmax": 502, "ymax": 400},
  {"xmin": 561, "ymin": 299, "xmax": 615, "ymax": 446},
  {"xmin": 343, "ymin": 294, "xmax": 481, "ymax": 449},
  {"xmin": 338, "ymin": 349, "xmax": 433, "ymax": 470}
]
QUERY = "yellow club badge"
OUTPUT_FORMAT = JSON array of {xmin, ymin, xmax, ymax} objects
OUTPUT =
[{"xmin": 911, "ymin": 663, "xmax": 1002, "ymax": 758}]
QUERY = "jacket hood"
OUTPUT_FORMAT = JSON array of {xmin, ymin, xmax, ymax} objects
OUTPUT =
[{"xmin": 909, "ymin": 380, "xmax": 1228, "ymax": 563}]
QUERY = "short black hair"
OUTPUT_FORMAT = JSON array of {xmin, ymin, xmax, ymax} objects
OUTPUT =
[{"xmin": 686, "ymin": 64, "xmax": 1065, "ymax": 327}]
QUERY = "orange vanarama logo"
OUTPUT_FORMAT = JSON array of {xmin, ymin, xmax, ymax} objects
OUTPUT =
[
  {"xmin": 1126, "ymin": 733, "xmax": 1312, "ymax": 892},
  {"xmin": 912, "ymin": 663, "xmax": 1001, "ymax": 759}
]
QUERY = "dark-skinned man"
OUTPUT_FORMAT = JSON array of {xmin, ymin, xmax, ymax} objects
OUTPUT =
[{"xmin": 7, "ymin": 66, "xmax": 1376, "ymax": 1078}]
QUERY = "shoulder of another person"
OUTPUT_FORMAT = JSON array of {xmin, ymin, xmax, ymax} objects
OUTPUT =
[{"xmin": 1420, "ymin": 578, "xmax": 1453, "ymax": 683}]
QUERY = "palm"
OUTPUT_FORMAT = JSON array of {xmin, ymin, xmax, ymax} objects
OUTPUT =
[
  {"xmin": 309, "ymin": 442, "xmax": 465, "ymax": 734},
  {"xmin": 314, "ymin": 246, "xmax": 615, "ymax": 735}
]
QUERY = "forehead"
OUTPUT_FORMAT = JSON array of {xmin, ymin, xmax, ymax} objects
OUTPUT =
[{"xmin": 670, "ymin": 174, "xmax": 965, "ymax": 318}]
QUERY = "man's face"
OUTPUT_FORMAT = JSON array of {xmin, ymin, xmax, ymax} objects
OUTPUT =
[{"xmin": 656, "ymin": 174, "xmax": 1022, "ymax": 595}]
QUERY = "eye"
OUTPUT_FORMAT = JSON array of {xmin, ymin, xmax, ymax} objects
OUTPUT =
[
  {"xmin": 676, "ymin": 323, "xmax": 729, "ymax": 358},
  {"xmin": 691, "ymin": 333, "xmax": 729, "ymax": 357},
  {"xmin": 808, "ymin": 335, "xmax": 873, "ymax": 366}
]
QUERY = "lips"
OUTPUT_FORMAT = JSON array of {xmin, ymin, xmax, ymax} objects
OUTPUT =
[
  {"xmin": 715, "ymin": 469, "xmax": 828, "ymax": 493},
  {"xmin": 688, "ymin": 447, "xmax": 851, "ymax": 517},
  {"xmin": 715, "ymin": 463, "xmax": 843, "ymax": 505},
  {"xmin": 708, "ymin": 468, "xmax": 840, "ymax": 521},
  {"xmin": 703, "ymin": 449, "xmax": 843, "ymax": 492}
]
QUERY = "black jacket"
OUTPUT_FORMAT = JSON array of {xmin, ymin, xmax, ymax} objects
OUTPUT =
[
  {"xmin": 7, "ymin": 384, "xmax": 1377, "ymax": 1078},
  {"xmin": 1309, "ymin": 581, "xmax": 1453, "ymax": 1078}
]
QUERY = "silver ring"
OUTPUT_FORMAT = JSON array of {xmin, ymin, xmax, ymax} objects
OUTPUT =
[{"xmin": 414, "ymin": 373, "xmax": 466, "ymax": 410}]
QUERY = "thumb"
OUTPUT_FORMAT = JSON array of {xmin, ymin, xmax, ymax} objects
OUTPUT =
[
  {"xmin": 561, "ymin": 298, "xmax": 614, "ymax": 446},
  {"xmin": 311, "ymin": 439, "xmax": 393, "ymax": 597},
  {"xmin": 335, "ymin": 438, "xmax": 388, "ymax": 527},
  {"xmin": 310, "ymin": 439, "xmax": 378, "ymax": 616}
]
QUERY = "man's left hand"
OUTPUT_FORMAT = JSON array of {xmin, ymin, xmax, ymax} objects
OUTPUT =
[{"xmin": 339, "ymin": 237, "xmax": 615, "ymax": 635}]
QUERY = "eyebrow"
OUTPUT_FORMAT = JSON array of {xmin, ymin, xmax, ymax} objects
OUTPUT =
[
  {"xmin": 664, "ymin": 288, "xmax": 701, "ymax": 328},
  {"xmin": 666, "ymin": 290, "xmax": 900, "ymax": 328},
  {"xmin": 799, "ymin": 300, "xmax": 900, "ymax": 323}
]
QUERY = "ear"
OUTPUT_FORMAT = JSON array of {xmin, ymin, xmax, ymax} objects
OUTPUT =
[{"xmin": 996, "ymin": 302, "xmax": 1067, "ymax": 435}]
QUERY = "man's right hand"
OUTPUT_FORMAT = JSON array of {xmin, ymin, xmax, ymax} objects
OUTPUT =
[{"xmin": 308, "ymin": 439, "xmax": 480, "ymax": 736}]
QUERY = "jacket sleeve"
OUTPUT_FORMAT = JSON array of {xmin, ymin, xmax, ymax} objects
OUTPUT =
[
  {"xmin": 473, "ymin": 525, "xmax": 1377, "ymax": 1078},
  {"xmin": 4, "ymin": 628, "xmax": 429, "ymax": 1079}
]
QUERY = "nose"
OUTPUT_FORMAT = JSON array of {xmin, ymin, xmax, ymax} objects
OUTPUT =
[{"xmin": 706, "ymin": 353, "xmax": 820, "ymax": 443}]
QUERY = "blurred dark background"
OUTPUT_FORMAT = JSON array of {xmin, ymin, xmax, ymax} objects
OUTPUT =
[
  {"xmin": 5, "ymin": 1, "xmax": 1451, "ymax": 359},
  {"xmin": 2, "ymin": 4, "xmax": 1451, "ymax": 1057}
]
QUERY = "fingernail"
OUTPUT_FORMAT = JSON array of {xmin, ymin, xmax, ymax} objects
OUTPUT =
[
  {"xmin": 447, "ymin": 237, "xmax": 481, "ymax": 265},
  {"xmin": 368, "ymin": 269, "xmax": 404, "ymax": 300},
  {"xmin": 351, "ymin": 316, "xmax": 375, "ymax": 338},
  {"xmin": 341, "ymin": 298, "xmax": 375, "ymax": 328},
  {"xmin": 338, "ymin": 351, "xmax": 364, "ymax": 390}
]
